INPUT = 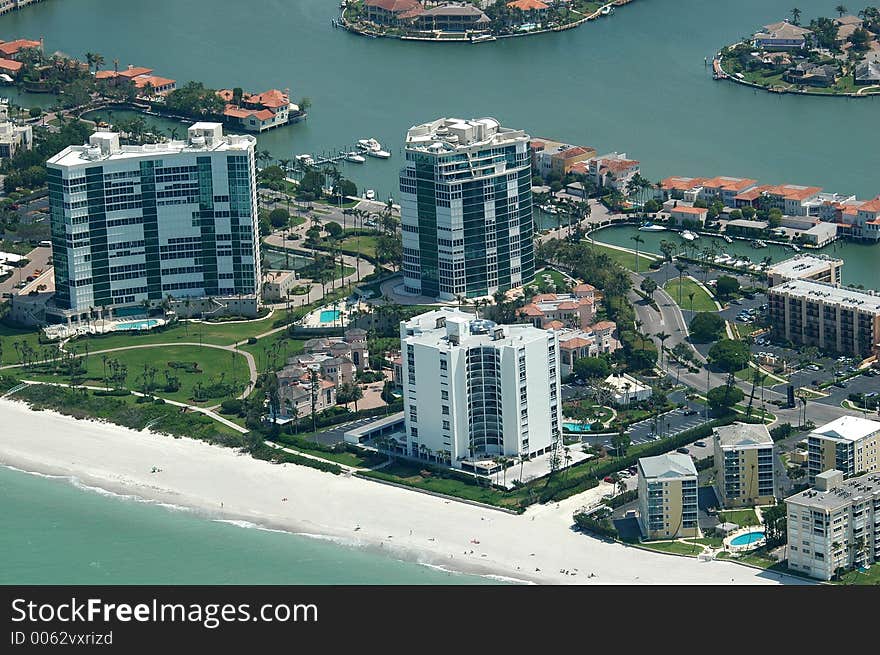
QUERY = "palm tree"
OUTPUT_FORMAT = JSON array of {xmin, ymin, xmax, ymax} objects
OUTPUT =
[
  {"xmin": 790, "ymin": 7, "xmax": 802, "ymax": 25},
  {"xmin": 835, "ymin": 5, "xmax": 847, "ymax": 18},
  {"xmin": 654, "ymin": 331, "xmax": 670, "ymax": 369},
  {"xmin": 630, "ymin": 234, "xmax": 645, "ymax": 272},
  {"xmin": 84, "ymin": 52, "xmax": 96, "ymax": 73},
  {"xmin": 674, "ymin": 261, "xmax": 689, "ymax": 304},
  {"xmin": 93, "ymin": 53, "xmax": 105, "ymax": 74},
  {"xmin": 687, "ymin": 291, "xmax": 696, "ymax": 313}
]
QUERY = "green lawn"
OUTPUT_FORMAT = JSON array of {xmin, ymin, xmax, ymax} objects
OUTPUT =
[
  {"xmin": 71, "ymin": 319, "xmax": 276, "ymax": 352},
  {"xmin": 686, "ymin": 536, "xmax": 724, "ymax": 548},
  {"xmin": 663, "ymin": 277, "xmax": 717, "ymax": 312},
  {"xmin": 836, "ymin": 564, "xmax": 880, "ymax": 585},
  {"xmin": 0, "ymin": 324, "xmax": 46, "ymax": 366},
  {"xmin": 718, "ymin": 508, "xmax": 760, "ymax": 527},
  {"xmin": 526, "ymin": 267, "xmax": 568, "ymax": 290},
  {"xmin": 23, "ymin": 345, "xmax": 251, "ymax": 406},
  {"xmin": 640, "ymin": 540, "xmax": 704, "ymax": 556},
  {"xmin": 587, "ymin": 243, "xmax": 658, "ymax": 273},
  {"xmin": 338, "ymin": 235, "xmax": 378, "ymax": 259},
  {"xmin": 240, "ymin": 332, "xmax": 305, "ymax": 372}
]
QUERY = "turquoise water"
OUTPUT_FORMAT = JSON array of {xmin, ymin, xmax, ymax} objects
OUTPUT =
[
  {"xmin": 1, "ymin": 0, "xmax": 878, "ymax": 201},
  {"xmin": 0, "ymin": 465, "xmax": 496, "ymax": 585},
  {"xmin": 730, "ymin": 531, "xmax": 765, "ymax": 547},
  {"xmin": 563, "ymin": 422, "xmax": 592, "ymax": 432},
  {"xmin": 116, "ymin": 319, "xmax": 159, "ymax": 331},
  {"xmin": 319, "ymin": 309, "xmax": 341, "ymax": 322}
]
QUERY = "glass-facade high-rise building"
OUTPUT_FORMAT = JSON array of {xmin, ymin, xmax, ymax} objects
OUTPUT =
[
  {"xmin": 46, "ymin": 123, "xmax": 260, "ymax": 316},
  {"xmin": 399, "ymin": 117, "xmax": 534, "ymax": 300}
]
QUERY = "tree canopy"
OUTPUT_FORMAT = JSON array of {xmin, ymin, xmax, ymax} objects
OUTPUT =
[
  {"xmin": 708, "ymin": 338, "xmax": 750, "ymax": 373},
  {"xmin": 689, "ymin": 312, "xmax": 726, "ymax": 343}
]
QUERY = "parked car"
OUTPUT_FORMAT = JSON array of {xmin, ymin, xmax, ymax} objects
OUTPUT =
[
  {"xmin": 603, "ymin": 476, "xmax": 614, "ymax": 483},
  {"xmin": 676, "ymin": 447, "xmax": 690, "ymax": 455},
  {"xmin": 694, "ymin": 441, "xmax": 707, "ymax": 448}
]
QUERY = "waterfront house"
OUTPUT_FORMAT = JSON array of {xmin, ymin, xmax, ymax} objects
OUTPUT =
[
  {"xmin": 586, "ymin": 154, "xmax": 640, "ymax": 195},
  {"xmin": 698, "ymin": 176, "xmax": 758, "ymax": 207},
  {"xmin": 218, "ymin": 88, "xmax": 296, "ymax": 132},
  {"xmin": 0, "ymin": 104, "xmax": 32, "ymax": 158},
  {"xmin": 854, "ymin": 198, "xmax": 880, "ymax": 241},
  {"xmin": 834, "ymin": 15, "xmax": 864, "ymax": 44},
  {"xmin": 0, "ymin": 58, "xmax": 22, "ymax": 75},
  {"xmin": 363, "ymin": 0, "xmax": 424, "ymax": 26},
  {"xmin": 506, "ymin": 0, "xmax": 548, "ymax": 22},
  {"xmin": 855, "ymin": 58, "xmax": 880, "ymax": 85},
  {"xmin": 669, "ymin": 204, "xmax": 708, "ymax": 226},
  {"xmin": 411, "ymin": 3, "xmax": 491, "ymax": 33},
  {"xmin": 764, "ymin": 184, "xmax": 823, "ymax": 216},
  {"xmin": 753, "ymin": 21, "xmax": 811, "ymax": 50},
  {"xmin": 657, "ymin": 176, "xmax": 706, "ymax": 202},
  {"xmin": 533, "ymin": 140, "xmax": 596, "ymax": 177},
  {"xmin": 0, "ymin": 38, "xmax": 42, "ymax": 59},
  {"xmin": 95, "ymin": 65, "xmax": 176, "ymax": 98},
  {"xmin": 783, "ymin": 62, "xmax": 838, "ymax": 87}
]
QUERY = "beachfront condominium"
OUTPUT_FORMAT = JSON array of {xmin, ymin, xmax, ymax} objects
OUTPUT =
[
  {"xmin": 712, "ymin": 422, "xmax": 775, "ymax": 508},
  {"xmin": 785, "ymin": 469, "xmax": 880, "ymax": 580},
  {"xmin": 637, "ymin": 453, "xmax": 699, "ymax": 540},
  {"xmin": 807, "ymin": 416, "xmax": 880, "ymax": 483},
  {"xmin": 400, "ymin": 308, "xmax": 561, "ymax": 472},
  {"xmin": 399, "ymin": 117, "xmax": 534, "ymax": 300},
  {"xmin": 766, "ymin": 254, "xmax": 843, "ymax": 287},
  {"xmin": 767, "ymin": 279, "xmax": 880, "ymax": 358},
  {"xmin": 46, "ymin": 123, "xmax": 260, "ymax": 321}
]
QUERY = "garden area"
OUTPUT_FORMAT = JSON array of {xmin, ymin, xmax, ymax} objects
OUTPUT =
[
  {"xmin": 663, "ymin": 277, "xmax": 717, "ymax": 312},
  {"xmin": 718, "ymin": 508, "xmax": 761, "ymax": 527}
]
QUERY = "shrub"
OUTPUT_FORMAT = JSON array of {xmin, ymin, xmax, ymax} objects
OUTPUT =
[{"xmin": 220, "ymin": 399, "xmax": 244, "ymax": 415}]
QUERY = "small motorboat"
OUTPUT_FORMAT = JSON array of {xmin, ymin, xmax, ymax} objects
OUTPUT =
[
  {"xmin": 600, "ymin": 5, "xmax": 613, "ymax": 16},
  {"xmin": 470, "ymin": 34, "xmax": 497, "ymax": 43},
  {"xmin": 681, "ymin": 230, "xmax": 698, "ymax": 241},
  {"xmin": 345, "ymin": 151, "xmax": 366, "ymax": 163},
  {"xmin": 638, "ymin": 223, "xmax": 667, "ymax": 232},
  {"xmin": 723, "ymin": 235, "xmax": 733, "ymax": 243},
  {"xmin": 751, "ymin": 239, "xmax": 768, "ymax": 248},
  {"xmin": 295, "ymin": 153, "xmax": 315, "ymax": 167},
  {"xmin": 364, "ymin": 189, "xmax": 375, "ymax": 200}
]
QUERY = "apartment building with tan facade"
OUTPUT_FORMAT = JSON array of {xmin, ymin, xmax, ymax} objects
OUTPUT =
[
  {"xmin": 637, "ymin": 453, "xmax": 699, "ymax": 540},
  {"xmin": 807, "ymin": 416, "xmax": 880, "ymax": 483},
  {"xmin": 713, "ymin": 423, "xmax": 775, "ymax": 508}
]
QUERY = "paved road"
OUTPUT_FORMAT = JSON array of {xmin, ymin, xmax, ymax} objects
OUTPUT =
[{"xmin": 0, "ymin": 246, "xmax": 51, "ymax": 300}]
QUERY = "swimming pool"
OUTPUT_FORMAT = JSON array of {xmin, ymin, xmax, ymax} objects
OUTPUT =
[
  {"xmin": 730, "ymin": 531, "xmax": 765, "ymax": 547},
  {"xmin": 319, "ymin": 310, "xmax": 340, "ymax": 323},
  {"xmin": 563, "ymin": 422, "xmax": 592, "ymax": 432},
  {"xmin": 116, "ymin": 319, "xmax": 160, "ymax": 331}
]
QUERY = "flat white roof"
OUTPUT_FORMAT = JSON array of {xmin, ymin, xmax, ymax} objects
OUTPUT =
[
  {"xmin": 639, "ymin": 452, "xmax": 697, "ymax": 479},
  {"xmin": 767, "ymin": 254, "xmax": 842, "ymax": 279},
  {"xmin": 770, "ymin": 278, "xmax": 880, "ymax": 314},
  {"xmin": 811, "ymin": 416, "xmax": 880, "ymax": 443}
]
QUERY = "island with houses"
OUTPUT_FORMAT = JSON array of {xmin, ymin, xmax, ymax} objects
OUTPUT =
[
  {"xmin": 336, "ymin": 0, "xmax": 634, "ymax": 43},
  {"xmin": 714, "ymin": 7, "xmax": 880, "ymax": 97}
]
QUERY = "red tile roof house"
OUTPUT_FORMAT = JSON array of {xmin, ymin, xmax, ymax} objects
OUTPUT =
[
  {"xmin": 697, "ymin": 176, "xmax": 758, "ymax": 208},
  {"xmin": 0, "ymin": 57, "xmax": 23, "ymax": 75},
  {"xmin": 517, "ymin": 292, "xmax": 596, "ymax": 330},
  {"xmin": 0, "ymin": 38, "xmax": 42, "ymax": 59},
  {"xmin": 217, "ymin": 88, "xmax": 295, "ymax": 132},
  {"xmin": 855, "ymin": 198, "xmax": 880, "ymax": 241},
  {"xmin": 658, "ymin": 176, "xmax": 706, "ymax": 202},
  {"xmin": 588, "ymin": 156, "xmax": 640, "ymax": 194},
  {"xmin": 95, "ymin": 66, "xmax": 176, "ymax": 98},
  {"xmin": 363, "ymin": 0, "xmax": 424, "ymax": 26},
  {"xmin": 764, "ymin": 184, "xmax": 823, "ymax": 216},
  {"xmin": 668, "ymin": 205, "xmax": 709, "ymax": 226},
  {"xmin": 556, "ymin": 322, "xmax": 620, "ymax": 377}
]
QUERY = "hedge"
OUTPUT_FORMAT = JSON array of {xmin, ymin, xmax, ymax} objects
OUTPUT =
[{"xmin": 603, "ymin": 488, "xmax": 638, "ymax": 508}]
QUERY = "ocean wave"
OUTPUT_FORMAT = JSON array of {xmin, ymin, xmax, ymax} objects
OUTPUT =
[
  {"xmin": 1, "ymin": 463, "xmax": 192, "ymax": 513},
  {"xmin": 417, "ymin": 560, "xmax": 534, "ymax": 585},
  {"xmin": 212, "ymin": 519, "xmax": 291, "ymax": 536}
]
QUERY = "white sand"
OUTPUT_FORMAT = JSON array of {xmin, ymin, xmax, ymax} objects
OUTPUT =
[{"xmin": 0, "ymin": 399, "xmax": 806, "ymax": 585}]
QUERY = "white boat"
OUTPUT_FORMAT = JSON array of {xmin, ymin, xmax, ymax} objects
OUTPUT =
[
  {"xmin": 681, "ymin": 230, "xmax": 698, "ymax": 241},
  {"xmin": 638, "ymin": 223, "xmax": 667, "ymax": 232},
  {"xmin": 471, "ymin": 34, "xmax": 497, "ymax": 43},
  {"xmin": 357, "ymin": 138, "xmax": 381, "ymax": 151},
  {"xmin": 295, "ymin": 153, "xmax": 315, "ymax": 167},
  {"xmin": 364, "ymin": 189, "xmax": 375, "ymax": 200},
  {"xmin": 751, "ymin": 239, "xmax": 768, "ymax": 248},
  {"xmin": 723, "ymin": 235, "xmax": 733, "ymax": 243},
  {"xmin": 367, "ymin": 148, "xmax": 391, "ymax": 159},
  {"xmin": 344, "ymin": 152, "xmax": 366, "ymax": 163},
  {"xmin": 600, "ymin": 5, "xmax": 613, "ymax": 16}
]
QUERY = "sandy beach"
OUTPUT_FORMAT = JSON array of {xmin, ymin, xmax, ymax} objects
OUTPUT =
[{"xmin": 0, "ymin": 399, "xmax": 807, "ymax": 585}]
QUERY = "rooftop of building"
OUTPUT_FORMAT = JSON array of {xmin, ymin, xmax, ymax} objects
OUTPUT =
[
  {"xmin": 786, "ymin": 470, "xmax": 880, "ymax": 511},
  {"xmin": 765, "ymin": 184, "xmax": 823, "ymax": 201},
  {"xmin": 670, "ymin": 205, "xmax": 708, "ymax": 215},
  {"xmin": 402, "ymin": 307, "xmax": 550, "ymax": 349},
  {"xmin": 639, "ymin": 452, "xmax": 697, "ymax": 480},
  {"xmin": 264, "ymin": 270, "xmax": 296, "ymax": 284},
  {"xmin": 603, "ymin": 372, "xmax": 650, "ymax": 394},
  {"xmin": 405, "ymin": 117, "xmax": 528, "ymax": 153},
  {"xmin": 756, "ymin": 21, "xmax": 812, "ymax": 39},
  {"xmin": 767, "ymin": 254, "xmax": 843, "ymax": 279},
  {"xmin": 769, "ymin": 278, "xmax": 880, "ymax": 314},
  {"xmin": 810, "ymin": 415, "xmax": 880, "ymax": 443},
  {"xmin": 714, "ymin": 422, "xmax": 773, "ymax": 448},
  {"xmin": 47, "ymin": 123, "xmax": 255, "ymax": 168},
  {"xmin": 701, "ymin": 176, "xmax": 759, "ymax": 192},
  {"xmin": 661, "ymin": 175, "xmax": 706, "ymax": 190}
]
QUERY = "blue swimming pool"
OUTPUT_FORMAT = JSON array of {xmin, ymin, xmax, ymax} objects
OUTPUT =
[
  {"xmin": 730, "ymin": 531, "xmax": 765, "ymax": 547},
  {"xmin": 116, "ymin": 319, "xmax": 159, "ymax": 331},
  {"xmin": 319, "ymin": 310, "xmax": 340, "ymax": 323},
  {"xmin": 563, "ymin": 422, "xmax": 592, "ymax": 432}
]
